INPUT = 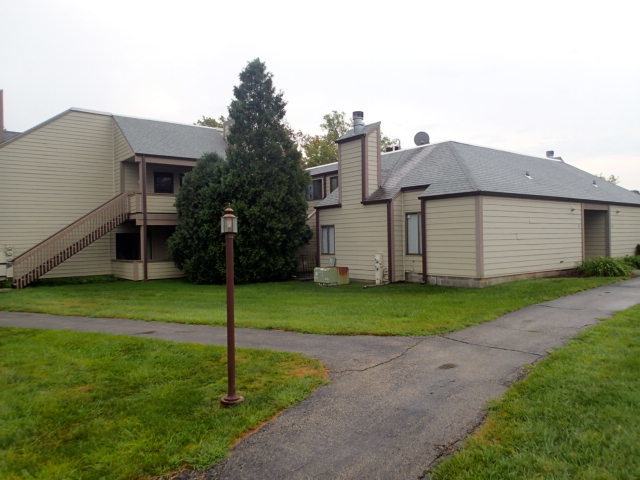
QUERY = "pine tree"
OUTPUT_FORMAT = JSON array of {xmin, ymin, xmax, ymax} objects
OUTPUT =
[
  {"xmin": 226, "ymin": 59, "xmax": 310, "ymax": 282},
  {"xmin": 168, "ymin": 153, "xmax": 228, "ymax": 283}
]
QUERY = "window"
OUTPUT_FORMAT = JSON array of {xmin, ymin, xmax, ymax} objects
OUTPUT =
[
  {"xmin": 329, "ymin": 175, "xmax": 339, "ymax": 193},
  {"xmin": 154, "ymin": 172, "xmax": 174, "ymax": 194},
  {"xmin": 116, "ymin": 233, "xmax": 140, "ymax": 260},
  {"xmin": 321, "ymin": 225, "xmax": 335, "ymax": 254},
  {"xmin": 307, "ymin": 178, "xmax": 323, "ymax": 200},
  {"xmin": 406, "ymin": 213, "xmax": 422, "ymax": 255}
]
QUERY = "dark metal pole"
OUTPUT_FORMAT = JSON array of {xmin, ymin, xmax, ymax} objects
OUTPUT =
[{"xmin": 221, "ymin": 227, "xmax": 244, "ymax": 406}]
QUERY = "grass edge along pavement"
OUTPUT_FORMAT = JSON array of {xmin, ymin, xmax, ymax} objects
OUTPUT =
[
  {"xmin": 0, "ymin": 327, "xmax": 327, "ymax": 480},
  {"xmin": 0, "ymin": 276, "xmax": 623, "ymax": 336},
  {"xmin": 429, "ymin": 303, "xmax": 640, "ymax": 480}
]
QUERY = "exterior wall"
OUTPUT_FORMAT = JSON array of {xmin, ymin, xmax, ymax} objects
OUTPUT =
[
  {"xmin": 0, "ymin": 110, "xmax": 116, "ymax": 278},
  {"xmin": 482, "ymin": 196, "xmax": 582, "ymax": 278},
  {"xmin": 113, "ymin": 121, "xmax": 133, "ymax": 197},
  {"xmin": 584, "ymin": 210, "xmax": 608, "ymax": 259},
  {"xmin": 319, "ymin": 136, "xmax": 388, "ymax": 281},
  {"xmin": 366, "ymin": 127, "xmax": 380, "ymax": 196},
  {"xmin": 393, "ymin": 191, "xmax": 423, "ymax": 281},
  {"xmin": 425, "ymin": 196, "xmax": 477, "ymax": 278},
  {"xmin": 111, "ymin": 260, "xmax": 183, "ymax": 280},
  {"xmin": 318, "ymin": 203, "xmax": 388, "ymax": 281},
  {"xmin": 122, "ymin": 162, "xmax": 139, "ymax": 193},
  {"xmin": 610, "ymin": 206, "xmax": 640, "ymax": 257}
]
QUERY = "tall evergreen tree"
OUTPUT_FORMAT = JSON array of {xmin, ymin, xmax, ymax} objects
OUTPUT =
[
  {"xmin": 226, "ymin": 58, "xmax": 310, "ymax": 283},
  {"xmin": 168, "ymin": 153, "xmax": 228, "ymax": 283}
]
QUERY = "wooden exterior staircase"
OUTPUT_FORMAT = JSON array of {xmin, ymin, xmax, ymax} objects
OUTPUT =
[{"xmin": 11, "ymin": 193, "xmax": 133, "ymax": 288}]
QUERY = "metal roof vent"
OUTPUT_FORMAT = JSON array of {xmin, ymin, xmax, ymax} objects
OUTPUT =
[
  {"xmin": 414, "ymin": 131, "xmax": 430, "ymax": 146},
  {"xmin": 525, "ymin": 171, "xmax": 533, "ymax": 179},
  {"xmin": 592, "ymin": 180, "xmax": 598, "ymax": 187},
  {"xmin": 353, "ymin": 111, "xmax": 364, "ymax": 133},
  {"xmin": 546, "ymin": 150, "xmax": 554, "ymax": 158}
]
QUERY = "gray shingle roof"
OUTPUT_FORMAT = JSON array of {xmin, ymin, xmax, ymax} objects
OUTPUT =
[
  {"xmin": 113, "ymin": 115, "xmax": 226, "ymax": 159},
  {"xmin": 306, "ymin": 162, "xmax": 338, "ymax": 177},
  {"xmin": 317, "ymin": 141, "xmax": 640, "ymax": 207}
]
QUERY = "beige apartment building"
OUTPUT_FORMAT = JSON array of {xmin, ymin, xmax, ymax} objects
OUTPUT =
[
  {"xmin": 3, "ymin": 102, "xmax": 639, "ymax": 289},
  {"xmin": 0, "ymin": 104, "xmax": 225, "ymax": 287},
  {"xmin": 310, "ymin": 112, "xmax": 640, "ymax": 287}
]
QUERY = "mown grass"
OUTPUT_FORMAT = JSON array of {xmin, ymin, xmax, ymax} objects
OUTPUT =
[
  {"xmin": 0, "ymin": 277, "xmax": 622, "ymax": 335},
  {"xmin": 0, "ymin": 328, "xmax": 326, "ymax": 480},
  {"xmin": 431, "ymin": 304, "xmax": 640, "ymax": 480}
]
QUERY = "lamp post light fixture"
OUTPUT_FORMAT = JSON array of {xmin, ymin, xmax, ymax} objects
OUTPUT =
[{"xmin": 220, "ymin": 206, "xmax": 244, "ymax": 406}]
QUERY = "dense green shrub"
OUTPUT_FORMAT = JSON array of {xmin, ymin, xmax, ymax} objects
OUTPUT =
[
  {"xmin": 577, "ymin": 257, "xmax": 632, "ymax": 277},
  {"xmin": 621, "ymin": 255, "xmax": 640, "ymax": 269}
]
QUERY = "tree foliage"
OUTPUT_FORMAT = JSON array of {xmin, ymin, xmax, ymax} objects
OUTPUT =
[
  {"xmin": 171, "ymin": 59, "xmax": 310, "ymax": 284},
  {"xmin": 297, "ymin": 111, "xmax": 350, "ymax": 168},
  {"xmin": 597, "ymin": 173, "xmax": 620, "ymax": 185},
  {"xmin": 297, "ymin": 110, "xmax": 399, "ymax": 167},
  {"xmin": 168, "ymin": 153, "xmax": 228, "ymax": 283},
  {"xmin": 195, "ymin": 115, "xmax": 226, "ymax": 128},
  {"xmin": 225, "ymin": 59, "xmax": 310, "ymax": 283}
]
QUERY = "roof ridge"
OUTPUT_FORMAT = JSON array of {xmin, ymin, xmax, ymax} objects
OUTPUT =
[
  {"xmin": 446, "ymin": 142, "xmax": 479, "ymax": 191},
  {"xmin": 113, "ymin": 114, "xmax": 222, "ymax": 131}
]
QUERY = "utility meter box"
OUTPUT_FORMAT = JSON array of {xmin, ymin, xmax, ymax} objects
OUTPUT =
[{"xmin": 314, "ymin": 267, "xmax": 349, "ymax": 286}]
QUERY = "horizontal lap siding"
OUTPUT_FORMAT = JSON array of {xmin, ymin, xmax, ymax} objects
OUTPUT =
[
  {"xmin": 148, "ymin": 261, "xmax": 183, "ymax": 279},
  {"xmin": 320, "ymin": 138, "xmax": 388, "ymax": 281},
  {"xmin": 0, "ymin": 110, "xmax": 116, "ymax": 278},
  {"xmin": 426, "ymin": 197, "xmax": 476, "ymax": 277},
  {"xmin": 483, "ymin": 196, "xmax": 582, "ymax": 277},
  {"xmin": 366, "ymin": 130, "xmax": 379, "ymax": 196},
  {"xmin": 319, "ymin": 204, "xmax": 387, "ymax": 281},
  {"xmin": 399, "ymin": 192, "xmax": 423, "ymax": 278},
  {"xmin": 610, "ymin": 206, "xmax": 640, "ymax": 257},
  {"xmin": 584, "ymin": 211, "xmax": 607, "ymax": 259}
]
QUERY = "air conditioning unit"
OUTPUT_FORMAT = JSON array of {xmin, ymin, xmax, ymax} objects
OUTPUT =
[{"xmin": 314, "ymin": 267, "xmax": 349, "ymax": 286}]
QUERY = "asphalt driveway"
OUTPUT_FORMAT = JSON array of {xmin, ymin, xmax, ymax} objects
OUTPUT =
[{"xmin": 1, "ymin": 277, "xmax": 638, "ymax": 479}]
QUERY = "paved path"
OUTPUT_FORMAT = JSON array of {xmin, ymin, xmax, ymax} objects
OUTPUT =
[{"xmin": 1, "ymin": 278, "xmax": 639, "ymax": 479}]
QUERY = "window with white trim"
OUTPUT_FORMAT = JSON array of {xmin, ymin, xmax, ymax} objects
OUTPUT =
[
  {"xmin": 406, "ymin": 213, "xmax": 422, "ymax": 255},
  {"xmin": 321, "ymin": 225, "xmax": 335, "ymax": 254}
]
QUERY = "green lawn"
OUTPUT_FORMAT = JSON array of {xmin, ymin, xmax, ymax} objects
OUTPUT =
[
  {"xmin": 431, "ymin": 304, "xmax": 640, "ymax": 480},
  {"xmin": 0, "ymin": 277, "xmax": 622, "ymax": 335},
  {"xmin": 0, "ymin": 328, "xmax": 326, "ymax": 480}
]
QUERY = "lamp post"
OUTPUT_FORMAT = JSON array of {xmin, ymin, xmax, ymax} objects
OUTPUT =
[{"xmin": 220, "ymin": 206, "xmax": 244, "ymax": 406}]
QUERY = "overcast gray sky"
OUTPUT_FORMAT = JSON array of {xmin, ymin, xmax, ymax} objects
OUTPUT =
[{"xmin": 2, "ymin": 0, "xmax": 638, "ymax": 189}]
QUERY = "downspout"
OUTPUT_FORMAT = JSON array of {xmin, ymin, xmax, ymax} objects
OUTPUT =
[
  {"xmin": 386, "ymin": 200, "xmax": 393, "ymax": 283},
  {"xmin": 421, "ymin": 198, "xmax": 427, "ymax": 284},
  {"xmin": 140, "ymin": 154, "xmax": 148, "ymax": 281},
  {"xmin": 315, "ymin": 208, "xmax": 320, "ymax": 269}
]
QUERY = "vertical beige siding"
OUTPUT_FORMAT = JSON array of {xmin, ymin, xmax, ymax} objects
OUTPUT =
[
  {"xmin": 319, "ymin": 138, "xmax": 388, "ymax": 281},
  {"xmin": 482, "ymin": 196, "xmax": 582, "ymax": 277},
  {"xmin": 610, "ymin": 206, "xmax": 640, "ymax": 257},
  {"xmin": 366, "ymin": 128, "xmax": 379, "ymax": 196},
  {"xmin": 584, "ymin": 210, "xmax": 608, "ymax": 259},
  {"xmin": 426, "ymin": 196, "xmax": 477, "ymax": 277},
  {"xmin": 0, "ymin": 110, "xmax": 117, "ymax": 278}
]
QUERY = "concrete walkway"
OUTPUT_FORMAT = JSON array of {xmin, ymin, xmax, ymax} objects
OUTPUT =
[{"xmin": 1, "ymin": 278, "xmax": 639, "ymax": 479}]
